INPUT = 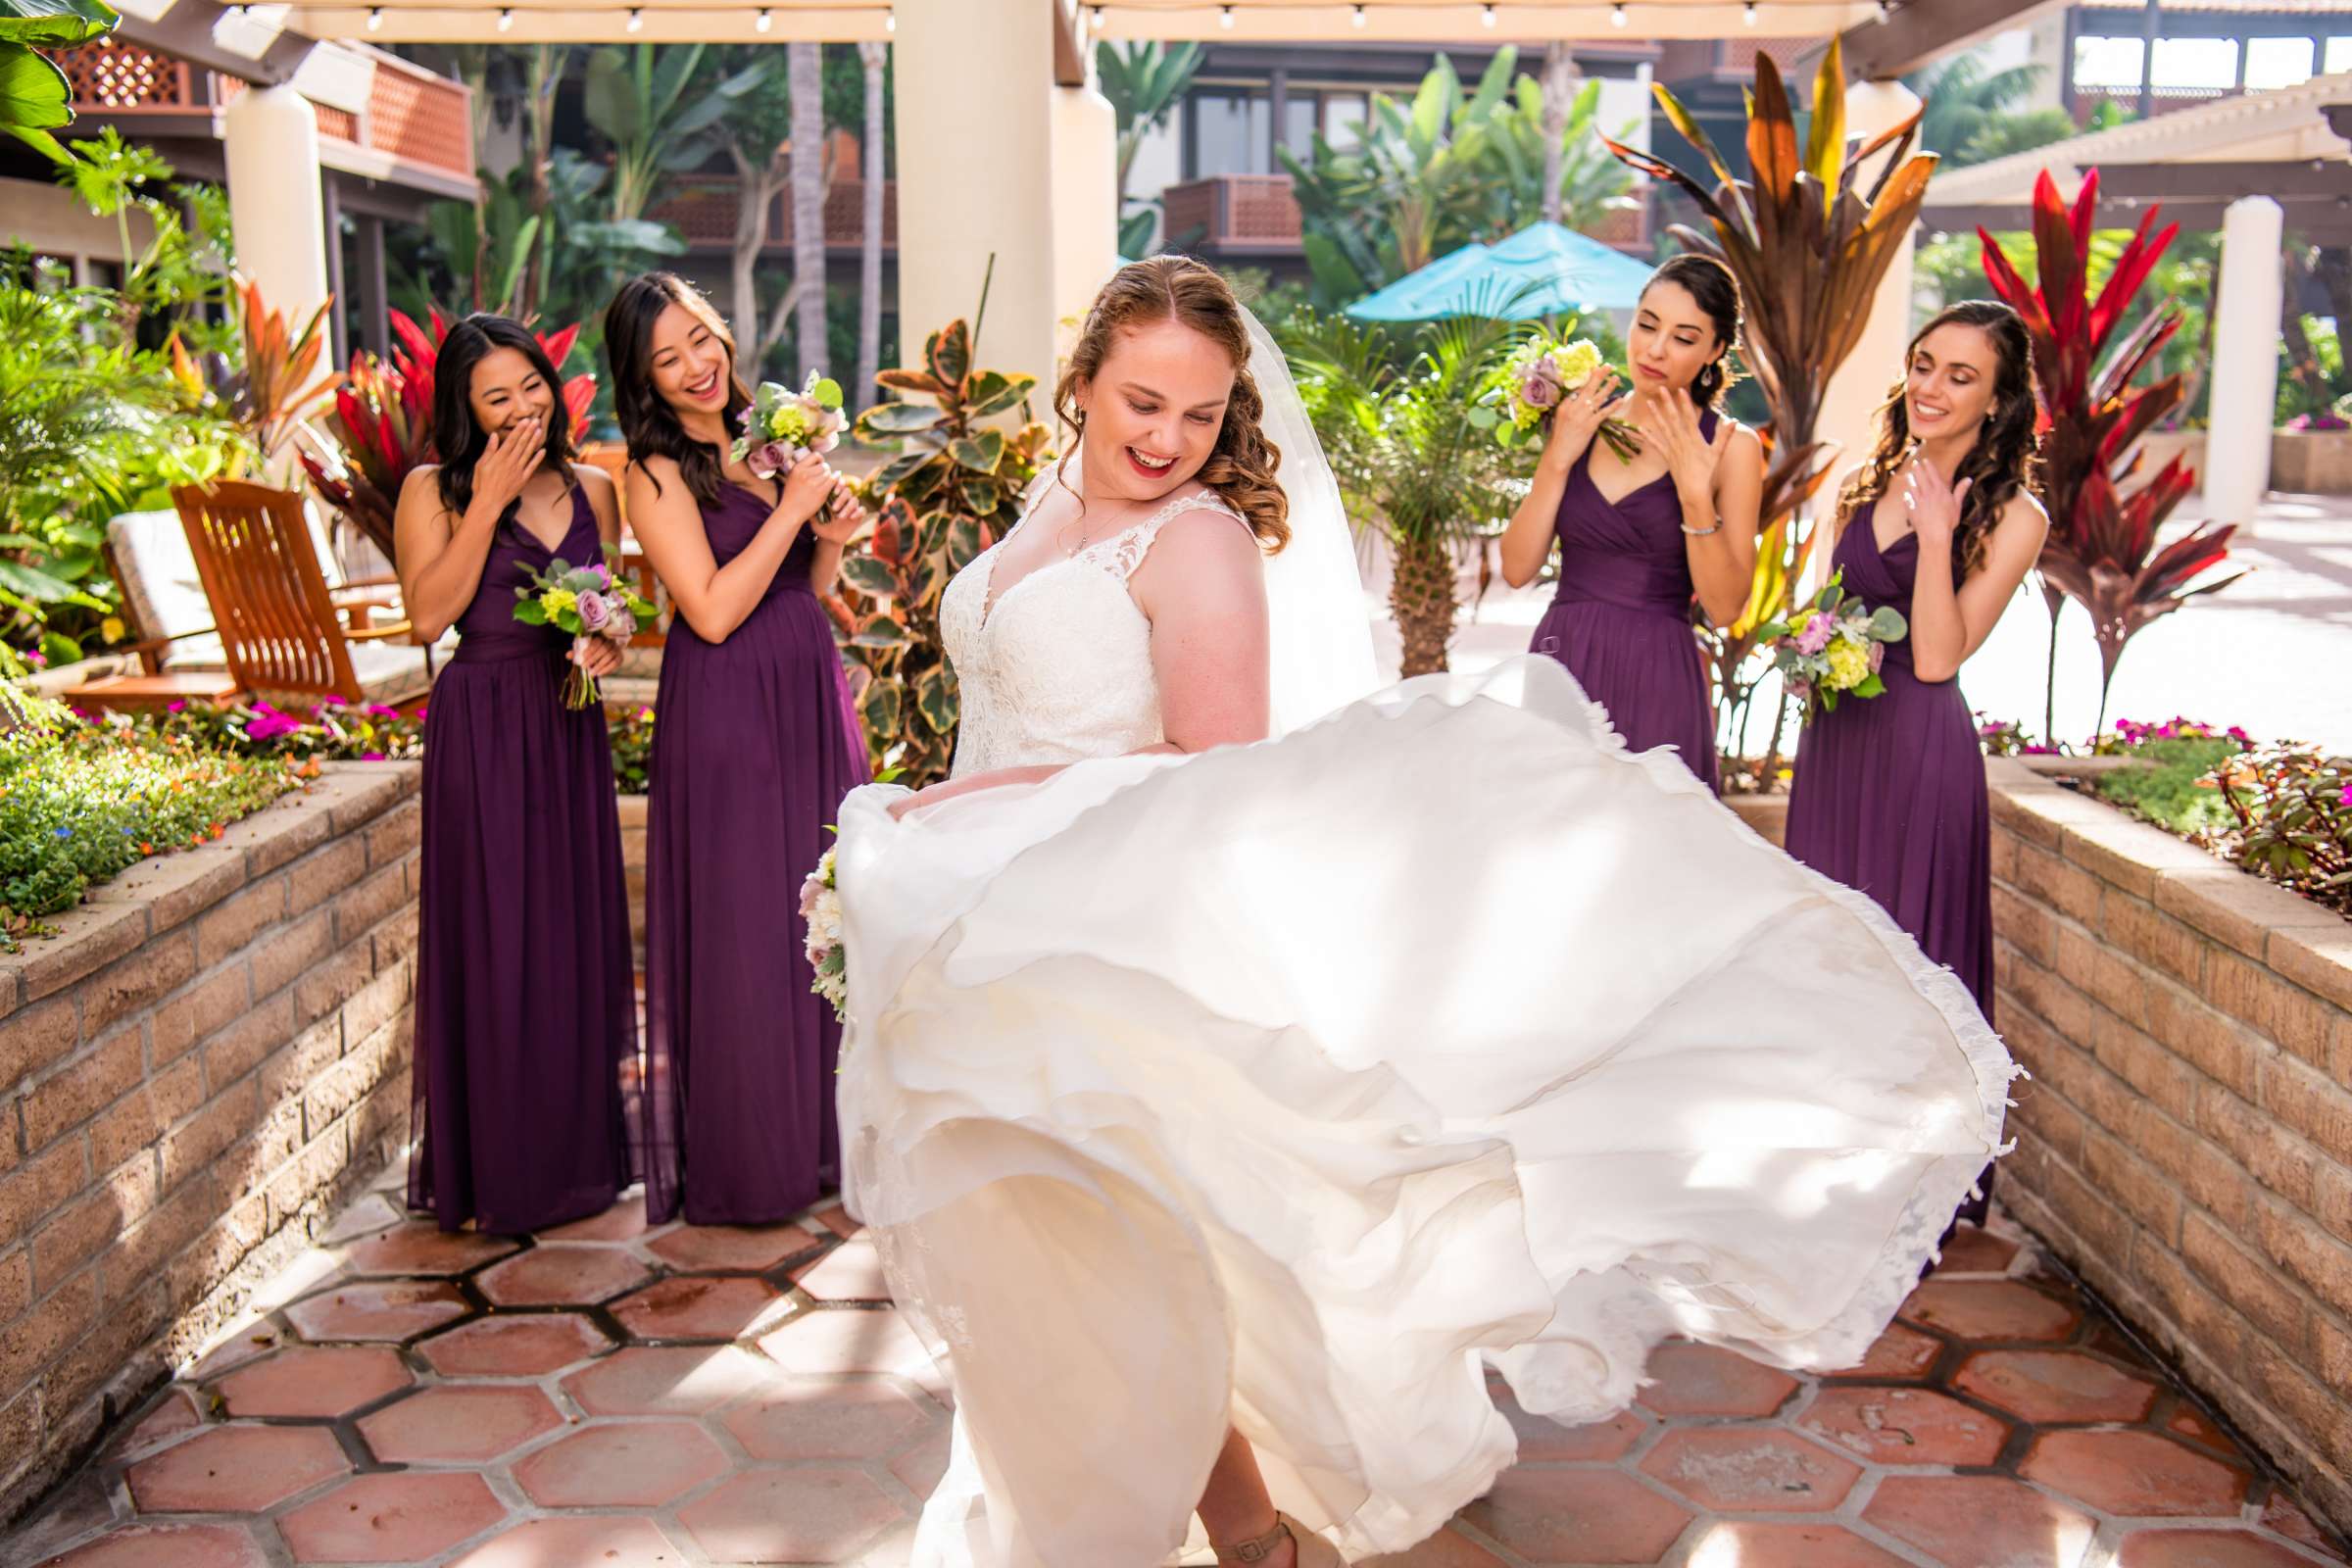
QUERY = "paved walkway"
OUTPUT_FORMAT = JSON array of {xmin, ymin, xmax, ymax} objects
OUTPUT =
[{"xmin": 8, "ymin": 1164, "xmax": 2349, "ymax": 1568}]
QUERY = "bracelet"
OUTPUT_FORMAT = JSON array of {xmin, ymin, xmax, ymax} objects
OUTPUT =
[{"xmin": 1680, "ymin": 521, "xmax": 1721, "ymax": 537}]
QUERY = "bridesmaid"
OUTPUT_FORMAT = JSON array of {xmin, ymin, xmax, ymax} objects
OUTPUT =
[
  {"xmin": 1498, "ymin": 254, "xmax": 1764, "ymax": 790},
  {"xmin": 604, "ymin": 272, "xmax": 870, "ymax": 1226},
  {"xmin": 396, "ymin": 314, "xmax": 637, "ymax": 1234},
  {"xmin": 1784, "ymin": 301, "xmax": 2047, "ymax": 1228}
]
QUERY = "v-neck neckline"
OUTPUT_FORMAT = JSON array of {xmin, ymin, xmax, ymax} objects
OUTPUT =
[
  {"xmin": 512, "ymin": 485, "xmax": 583, "ymax": 558},
  {"xmin": 976, "ymin": 489, "xmax": 1194, "ymax": 632}
]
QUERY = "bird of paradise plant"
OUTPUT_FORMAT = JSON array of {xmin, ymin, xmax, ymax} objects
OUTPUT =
[
  {"xmin": 298, "ymin": 308, "xmax": 594, "ymax": 564},
  {"xmin": 1976, "ymin": 168, "xmax": 2243, "ymax": 743},
  {"xmin": 1602, "ymin": 36, "xmax": 1938, "ymax": 785}
]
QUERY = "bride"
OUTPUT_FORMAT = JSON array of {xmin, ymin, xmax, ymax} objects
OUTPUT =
[{"xmin": 832, "ymin": 257, "xmax": 2016, "ymax": 1568}]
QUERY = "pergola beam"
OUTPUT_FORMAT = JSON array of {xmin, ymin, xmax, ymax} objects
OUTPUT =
[
  {"xmin": 282, "ymin": 0, "xmax": 891, "ymax": 39},
  {"xmin": 2093, "ymin": 159, "xmax": 2352, "ymax": 201},
  {"xmin": 114, "ymin": 0, "xmax": 317, "ymax": 85},
  {"xmin": 1087, "ymin": 1, "xmax": 1876, "ymax": 42},
  {"xmin": 1822, "ymin": 0, "xmax": 2064, "ymax": 79}
]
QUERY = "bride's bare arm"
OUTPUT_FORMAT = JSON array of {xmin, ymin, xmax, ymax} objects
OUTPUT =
[{"xmin": 887, "ymin": 509, "xmax": 1269, "ymax": 818}]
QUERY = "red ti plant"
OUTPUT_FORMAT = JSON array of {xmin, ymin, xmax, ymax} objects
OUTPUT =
[
  {"xmin": 299, "ymin": 308, "xmax": 596, "ymax": 564},
  {"xmin": 1978, "ymin": 169, "xmax": 2244, "ymax": 744}
]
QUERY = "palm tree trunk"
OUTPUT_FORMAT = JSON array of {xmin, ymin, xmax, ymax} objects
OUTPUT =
[
  {"xmin": 729, "ymin": 144, "xmax": 771, "ymax": 360},
  {"xmin": 856, "ymin": 41, "xmax": 887, "ymax": 411},
  {"xmin": 1539, "ymin": 42, "xmax": 1577, "ymax": 227},
  {"xmin": 1389, "ymin": 530, "xmax": 1457, "ymax": 677},
  {"xmin": 789, "ymin": 41, "xmax": 828, "ymax": 384}
]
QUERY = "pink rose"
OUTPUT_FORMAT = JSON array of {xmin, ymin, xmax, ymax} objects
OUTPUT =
[
  {"xmin": 576, "ymin": 590, "xmax": 612, "ymax": 633},
  {"xmin": 1519, "ymin": 362, "xmax": 1564, "ymax": 411}
]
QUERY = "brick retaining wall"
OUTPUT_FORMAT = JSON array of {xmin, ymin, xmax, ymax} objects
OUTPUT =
[{"xmin": 0, "ymin": 764, "xmax": 420, "ymax": 1524}]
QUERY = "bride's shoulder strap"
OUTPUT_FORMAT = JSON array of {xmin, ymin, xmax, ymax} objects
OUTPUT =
[{"xmin": 1101, "ymin": 488, "xmax": 1247, "ymax": 580}]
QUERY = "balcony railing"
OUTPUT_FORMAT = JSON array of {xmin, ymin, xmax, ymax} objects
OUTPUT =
[
  {"xmin": 1161, "ymin": 173, "xmax": 1302, "ymax": 257},
  {"xmin": 646, "ymin": 175, "xmax": 898, "ymax": 254},
  {"xmin": 2068, "ymin": 83, "xmax": 2244, "ymax": 124},
  {"xmin": 55, "ymin": 39, "xmax": 474, "ymax": 183}
]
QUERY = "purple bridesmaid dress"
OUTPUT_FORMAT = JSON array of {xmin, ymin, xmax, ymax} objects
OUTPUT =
[
  {"xmin": 1528, "ymin": 412, "xmax": 1720, "ymax": 791},
  {"xmin": 412, "ymin": 483, "xmax": 639, "ymax": 1234},
  {"xmin": 1785, "ymin": 500, "xmax": 1996, "ymax": 1226},
  {"xmin": 642, "ymin": 484, "xmax": 868, "ymax": 1225}
]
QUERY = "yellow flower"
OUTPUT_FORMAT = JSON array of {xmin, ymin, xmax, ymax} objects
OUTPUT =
[
  {"xmin": 1825, "ymin": 639, "xmax": 1870, "ymax": 690},
  {"xmin": 100, "ymin": 616, "xmax": 125, "ymax": 644},
  {"xmin": 540, "ymin": 588, "xmax": 578, "ymax": 618},
  {"xmin": 1549, "ymin": 338, "xmax": 1604, "ymax": 391}
]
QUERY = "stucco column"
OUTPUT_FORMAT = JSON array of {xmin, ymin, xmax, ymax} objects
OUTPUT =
[
  {"xmin": 1813, "ymin": 78, "xmax": 1922, "ymax": 523},
  {"xmin": 891, "ymin": 0, "xmax": 1059, "ymax": 398},
  {"xmin": 223, "ymin": 83, "xmax": 334, "ymax": 368},
  {"xmin": 2204, "ymin": 195, "xmax": 2284, "ymax": 527}
]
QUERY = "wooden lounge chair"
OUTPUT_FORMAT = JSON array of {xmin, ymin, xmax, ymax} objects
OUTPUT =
[{"xmin": 68, "ymin": 481, "xmax": 432, "ymax": 712}]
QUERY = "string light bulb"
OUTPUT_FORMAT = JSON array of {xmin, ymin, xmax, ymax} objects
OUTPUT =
[
  {"xmin": 885, "ymin": 6, "xmax": 895, "ymax": 28},
  {"xmin": 1220, "ymin": 3, "xmax": 1233, "ymax": 24},
  {"xmin": 1609, "ymin": 2, "xmax": 1626, "ymax": 24},
  {"xmin": 1742, "ymin": 0, "xmax": 1756, "ymax": 22},
  {"xmin": 755, "ymin": 5, "xmax": 770, "ymax": 27},
  {"xmin": 625, "ymin": 5, "xmax": 643, "ymax": 28},
  {"xmin": 1481, "ymin": 2, "xmax": 1494, "ymax": 24},
  {"xmin": 1876, "ymin": 0, "xmax": 1891, "ymax": 19},
  {"xmin": 366, "ymin": 5, "xmax": 382, "ymax": 27},
  {"xmin": 497, "ymin": 5, "xmax": 514, "ymax": 25},
  {"xmin": 1350, "ymin": 3, "xmax": 1366, "ymax": 25}
]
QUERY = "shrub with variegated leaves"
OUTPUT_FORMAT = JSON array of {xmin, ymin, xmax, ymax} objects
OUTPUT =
[{"xmin": 826, "ymin": 317, "xmax": 1052, "ymax": 787}]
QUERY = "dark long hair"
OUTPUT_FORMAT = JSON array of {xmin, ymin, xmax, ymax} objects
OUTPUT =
[
  {"xmin": 1836, "ymin": 299, "xmax": 2041, "ymax": 579},
  {"xmin": 1642, "ymin": 254, "xmax": 1742, "ymax": 410},
  {"xmin": 431, "ymin": 314, "xmax": 576, "ymax": 519},
  {"xmin": 603, "ymin": 271, "xmax": 757, "ymax": 509}
]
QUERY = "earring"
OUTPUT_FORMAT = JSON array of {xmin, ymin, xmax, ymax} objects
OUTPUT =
[{"xmin": 1074, "ymin": 408, "xmax": 1088, "ymax": 426}]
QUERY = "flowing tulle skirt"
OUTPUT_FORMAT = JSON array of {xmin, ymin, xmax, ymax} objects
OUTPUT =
[
  {"xmin": 642, "ymin": 587, "xmax": 868, "ymax": 1225},
  {"xmin": 835, "ymin": 656, "xmax": 2014, "ymax": 1568},
  {"xmin": 411, "ymin": 648, "xmax": 638, "ymax": 1235}
]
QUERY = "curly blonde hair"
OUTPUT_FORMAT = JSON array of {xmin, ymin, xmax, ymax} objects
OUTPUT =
[{"xmin": 1053, "ymin": 256, "xmax": 1291, "ymax": 554}]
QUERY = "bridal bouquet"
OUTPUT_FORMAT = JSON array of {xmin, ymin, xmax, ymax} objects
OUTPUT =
[
  {"xmin": 512, "ymin": 549, "xmax": 659, "ymax": 710},
  {"xmin": 732, "ymin": 372, "xmax": 847, "ymax": 479},
  {"xmin": 1478, "ymin": 327, "xmax": 1642, "ymax": 462},
  {"xmin": 801, "ymin": 848, "xmax": 847, "ymax": 1023},
  {"xmin": 1757, "ymin": 571, "xmax": 1909, "ymax": 719}
]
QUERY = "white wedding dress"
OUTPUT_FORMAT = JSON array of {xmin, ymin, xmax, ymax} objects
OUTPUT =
[{"xmin": 832, "ymin": 486, "xmax": 2017, "ymax": 1568}]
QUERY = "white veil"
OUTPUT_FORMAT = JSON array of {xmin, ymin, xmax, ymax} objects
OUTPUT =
[{"xmin": 1241, "ymin": 310, "xmax": 1382, "ymax": 734}]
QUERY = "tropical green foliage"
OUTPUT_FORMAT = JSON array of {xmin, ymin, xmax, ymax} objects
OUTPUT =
[
  {"xmin": 1284, "ymin": 308, "xmax": 1522, "ymax": 675},
  {"xmin": 587, "ymin": 42, "xmax": 766, "ymax": 222},
  {"xmin": 49, "ymin": 127, "xmax": 236, "ymax": 350},
  {"xmin": 0, "ymin": 270, "xmax": 231, "ymax": 662},
  {"xmin": 0, "ymin": 0, "xmax": 116, "ymax": 160},
  {"xmin": 1098, "ymin": 39, "xmax": 1201, "ymax": 258},
  {"xmin": 1281, "ymin": 49, "xmax": 1634, "ymax": 308},
  {"xmin": 828, "ymin": 310, "xmax": 1051, "ymax": 785}
]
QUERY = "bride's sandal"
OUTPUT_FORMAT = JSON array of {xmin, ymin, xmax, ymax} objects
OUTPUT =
[{"xmin": 1216, "ymin": 1514, "xmax": 1348, "ymax": 1568}]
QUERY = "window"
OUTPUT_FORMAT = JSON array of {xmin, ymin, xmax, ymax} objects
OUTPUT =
[
  {"xmin": 1192, "ymin": 89, "xmax": 1270, "ymax": 176},
  {"xmin": 2073, "ymin": 34, "xmax": 2147, "ymax": 89},
  {"xmin": 2150, "ymin": 36, "xmax": 2236, "ymax": 90},
  {"xmin": 2245, "ymin": 35, "xmax": 2317, "ymax": 89},
  {"xmin": 1281, "ymin": 93, "xmax": 1317, "ymax": 161},
  {"xmin": 2328, "ymin": 35, "xmax": 2352, "ymax": 73},
  {"xmin": 1321, "ymin": 91, "xmax": 1368, "ymax": 148}
]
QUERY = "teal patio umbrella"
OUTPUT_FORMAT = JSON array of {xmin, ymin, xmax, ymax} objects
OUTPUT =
[{"xmin": 1346, "ymin": 220, "xmax": 1655, "ymax": 321}]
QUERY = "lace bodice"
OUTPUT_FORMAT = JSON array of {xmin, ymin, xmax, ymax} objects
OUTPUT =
[{"xmin": 941, "ymin": 486, "xmax": 1246, "ymax": 777}]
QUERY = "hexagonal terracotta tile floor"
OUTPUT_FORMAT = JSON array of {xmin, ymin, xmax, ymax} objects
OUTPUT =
[
  {"xmin": 510, "ymin": 1420, "xmax": 731, "ymax": 1507},
  {"xmin": 209, "ymin": 1345, "xmax": 413, "ymax": 1419},
  {"xmin": 612, "ymin": 1273, "xmax": 790, "ymax": 1340},
  {"xmin": 17, "ymin": 1189, "xmax": 2352, "ymax": 1568},
  {"xmin": 416, "ymin": 1311, "xmax": 612, "ymax": 1377},
  {"xmin": 273, "ymin": 1472, "xmax": 507, "ymax": 1562},
  {"xmin": 356, "ymin": 1385, "xmax": 565, "ymax": 1464}
]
